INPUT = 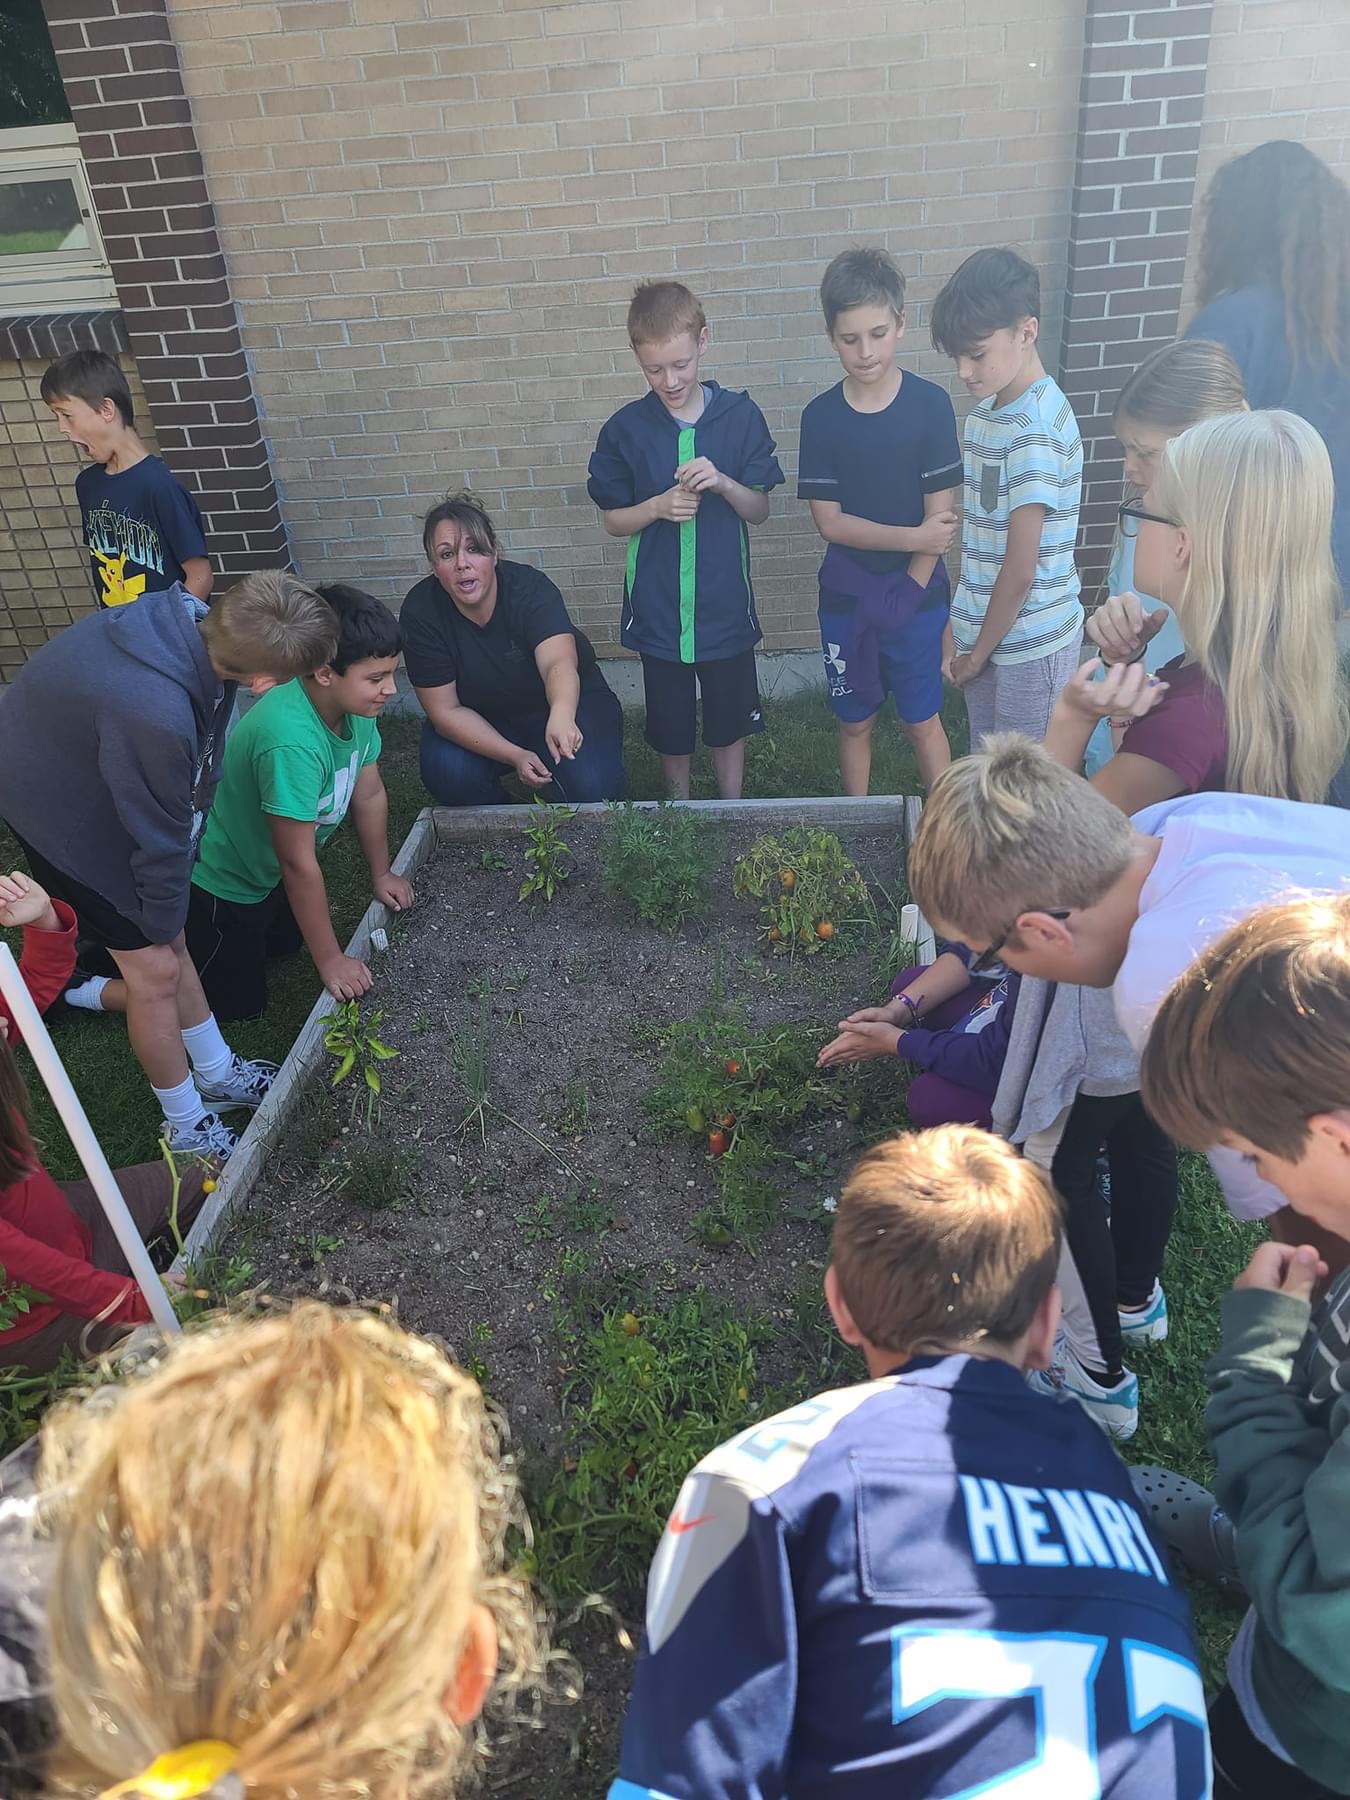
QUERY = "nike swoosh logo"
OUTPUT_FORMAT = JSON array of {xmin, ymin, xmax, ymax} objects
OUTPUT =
[{"xmin": 669, "ymin": 1511, "xmax": 713, "ymax": 1535}]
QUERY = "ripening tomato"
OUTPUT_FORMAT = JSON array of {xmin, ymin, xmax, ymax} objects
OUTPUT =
[
  {"xmin": 708, "ymin": 1128, "xmax": 729, "ymax": 1157},
  {"xmin": 621, "ymin": 1312, "xmax": 641, "ymax": 1336},
  {"xmin": 720, "ymin": 1111, "xmax": 737, "ymax": 1130},
  {"xmin": 724, "ymin": 1059, "xmax": 741, "ymax": 1077},
  {"xmin": 779, "ymin": 868, "xmax": 797, "ymax": 891},
  {"xmin": 816, "ymin": 920, "xmax": 835, "ymax": 940}
]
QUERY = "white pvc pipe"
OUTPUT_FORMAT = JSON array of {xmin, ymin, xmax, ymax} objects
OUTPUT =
[{"xmin": 0, "ymin": 943, "xmax": 180, "ymax": 1336}]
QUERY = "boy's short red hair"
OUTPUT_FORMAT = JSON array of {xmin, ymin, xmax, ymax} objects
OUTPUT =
[{"xmin": 627, "ymin": 281, "xmax": 706, "ymax": 347}]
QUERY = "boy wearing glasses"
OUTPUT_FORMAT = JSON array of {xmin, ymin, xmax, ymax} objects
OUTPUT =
[
  {"xmin": 909, "ymin": 733, "xmax": 1350, "ymax": 1266},
  {"xmin": 930, "ymin": 248, "xmax": 1083, "ymax": 745}
]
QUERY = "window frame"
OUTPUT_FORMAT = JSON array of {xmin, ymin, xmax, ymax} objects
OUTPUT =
[{"xmin": 0, "ymin": 123, "xmax": 118, "ymax": 314}]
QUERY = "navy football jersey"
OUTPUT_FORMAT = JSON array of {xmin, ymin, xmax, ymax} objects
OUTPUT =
[{"xmin": 609, "ymin": 1355, "xmax": 1210, "ymax": 1799}]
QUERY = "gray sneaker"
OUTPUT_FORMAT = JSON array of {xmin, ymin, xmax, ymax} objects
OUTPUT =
[
  {"xmin": 1128, "ymin": 1464, "xmax": 1244, "ymax": 1593},
  {"xmin": 163, "ymin": 1112, "xmax": 239, "ymax": 1160},
  {"xmin": 195, "ymin": 1054, "xmax": 278, "ymax": 1112}
]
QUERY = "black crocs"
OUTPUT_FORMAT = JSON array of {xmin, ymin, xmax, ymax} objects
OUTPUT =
[{"xmin": 1129, "ymin": 1463, "xmax": 1245, "ymax": 1595}]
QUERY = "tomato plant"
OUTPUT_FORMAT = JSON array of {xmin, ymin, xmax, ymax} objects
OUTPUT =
[{"xmin": 733, "ymin": 827, "xmax": 868, "ymax": 954}]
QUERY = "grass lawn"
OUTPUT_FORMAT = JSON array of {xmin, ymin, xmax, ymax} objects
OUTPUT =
[{"xmin": 0, "ymin": 684, "xmax": 1250, "ymax": 1678}]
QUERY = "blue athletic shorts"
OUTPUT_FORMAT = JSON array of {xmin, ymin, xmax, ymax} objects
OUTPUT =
[{"xmin": 819, "ymin": 596, "xmax": 948, "ymax": 726}]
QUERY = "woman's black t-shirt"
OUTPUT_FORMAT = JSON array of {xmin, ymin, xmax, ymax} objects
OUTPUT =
[{"xmin": 400, "ymin": 560, "xmax": 601, "ymax": 722}]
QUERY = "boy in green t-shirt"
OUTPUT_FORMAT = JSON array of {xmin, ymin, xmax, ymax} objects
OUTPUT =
[
  {"xmin": 191, "ymin": 582, "xmax": 413, "ymax": 1017},
  {"xmin": 66, "ymin": 584, "xmax": 412, "ymax": 1024}
]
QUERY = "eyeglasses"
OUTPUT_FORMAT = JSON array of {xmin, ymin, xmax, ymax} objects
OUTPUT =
[
  {"xmin": 1118, "ymin": 500, "xmax": 1179, "ymax": 538},
  {"xmin": 971, "ymin": 910, "xmax": 1072, "ymax": 975}
]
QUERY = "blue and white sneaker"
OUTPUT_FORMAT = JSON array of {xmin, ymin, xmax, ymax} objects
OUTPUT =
[
  {"xmin": 1027, "ymin": 1345, "xmax": 1140, "ymax": 1441},
  {"xmin": 195, "ymin": 1054, "xmax": 278, "ymax": 1112},
  {"xmin": 1119, "ymin": 1280, "xmax": 1168, "ymax": 1344}
]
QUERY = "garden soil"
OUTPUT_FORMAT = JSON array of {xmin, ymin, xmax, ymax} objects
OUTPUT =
[{"xmin": 234, "ymin": 817, "xmax": 913, "ymax": 1796}]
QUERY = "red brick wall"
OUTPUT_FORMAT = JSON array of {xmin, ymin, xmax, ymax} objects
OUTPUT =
[
  {"xmin": 1057, "ymin": 1, "xmax": 1214, "ymax": 597},
  {"xmin": 40, "ymin": 0, "xmax": 290, "ymax": 571}
]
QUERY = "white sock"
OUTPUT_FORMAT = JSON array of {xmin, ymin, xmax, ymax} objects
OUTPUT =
[
  {"xmin": 65, "ymin": 975, "xmax": 109, "ymax": 1011},
  {"xmin": 181, "ymin": 1014, "xmax": 234, "ymax": 1084},
  {"xmin": 153, "ymin": 1073, "xmax": 206, "ymax": 1133}
]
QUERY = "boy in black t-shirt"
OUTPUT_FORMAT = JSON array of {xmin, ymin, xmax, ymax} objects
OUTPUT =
[
  {"xmin": 41, "ymin": 351, "xmax": 211, "ymax": 611},
  {"xmin": 799, "ymin": 249, "xmax": 962, "ymax": 794},
  {"xmin": 401, "ymin": 491, "xmax": 626, "ymax": 807}
]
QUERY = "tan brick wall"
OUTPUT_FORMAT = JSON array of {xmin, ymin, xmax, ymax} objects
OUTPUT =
[
  {"xmin": 163, "ymin": 0, "xmax": 1086, "ymax": 653},
  {"xmin": 0, "ymin": 353, "xmax": 158, "ymax": 681},
  {"xmin": 1182, "ymin": 0, "xmax": 1350, "ymax": 314}
]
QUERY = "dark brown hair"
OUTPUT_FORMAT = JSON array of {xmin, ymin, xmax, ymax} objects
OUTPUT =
[
  {"xmin": 0, "ymin": 1030, "xmax": 37, "ymax": 1190},
  {"xmin": 421, "ymin": 489, "xmax": 498, "ymax": 563},
  {"xmin": 40, "ymin": 349, "xmax": 134, "ymax": 429},
  {"xmin": 1196, "ymin": 140, "xmax": 1350, "ymax": 369},
  {"xmin": 832, "ymin": 1125, "xmax": 1062, "ymax": 1357},
  {"xmin": 930, "ymin": 247, "xmax": 1040, "ymax": 358},
  {"xmin": 1141, "ymin": 892, "xmax": 1350, "ymax": 1160}
]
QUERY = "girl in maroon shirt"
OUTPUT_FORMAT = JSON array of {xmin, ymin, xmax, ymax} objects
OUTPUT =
[{"xmin": 1047, "ymin": 407, "xmax": 1347, "ymax": 811}]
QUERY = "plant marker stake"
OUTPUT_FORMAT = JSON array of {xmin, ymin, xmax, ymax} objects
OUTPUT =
[{"xmin": 0, "ymin": 944, "xmax": 180, "ymax": 1336}]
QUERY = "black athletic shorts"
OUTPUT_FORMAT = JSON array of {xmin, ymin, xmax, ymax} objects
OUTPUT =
[
  {"xmin": 185, "ymin": 883, "xmax": 303, "ymax": 1024},
  {"xmin": 640, "ymin": 648, "xmax": 764, "ymax": 756},
  {"xmin": 8, "ymin": 833, "xmax": 153, "ymax": 952}
]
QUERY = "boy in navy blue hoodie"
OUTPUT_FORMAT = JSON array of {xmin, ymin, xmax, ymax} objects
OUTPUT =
[{"xmin": 588, "ymin": 281, "xmax": 784, "ymax": 799}]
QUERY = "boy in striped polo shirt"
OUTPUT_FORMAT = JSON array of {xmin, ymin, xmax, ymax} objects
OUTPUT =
[
  {"xmin": 931, "ymin": 247, "xmax": 1084, "ymax": 745},
  {"xmin": 588, "ymin": 281, "xmax": 784, "ymax": 800}
]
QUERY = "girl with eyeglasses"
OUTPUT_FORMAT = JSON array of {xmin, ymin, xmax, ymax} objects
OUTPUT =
[
  {"xmin": 1078, "ymin": 338, "xmax": 1247, "ymax": 776},
  {"xmin": 1047, "ymin": 407, "xmax": 1347, "ymax": 815}
]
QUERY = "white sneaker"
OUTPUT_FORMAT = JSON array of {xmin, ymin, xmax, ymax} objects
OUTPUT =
[
  {"xmin": 195, "ymin": 1054, "xmax": 278, "ymax": 1112},
  {"xmin": 1027, "ymin": 1346, "xmax": 1140, "ymax": 1441},
  {"xmin": 163, "ymin": 1112, "xmax": 239, "ymax": 1159},
  {"xmin": 1119, "ymin": 1280, "xmax": 1169, "ymax": 1343}
]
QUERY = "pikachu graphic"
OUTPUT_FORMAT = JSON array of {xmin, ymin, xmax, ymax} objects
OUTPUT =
[{"xmin": 92, "ymin": 546, "xmax": 147, "ymax": 609}]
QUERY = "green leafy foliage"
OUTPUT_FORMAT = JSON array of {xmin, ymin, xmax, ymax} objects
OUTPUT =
[
  {"xmin": 733, "ymin": 826, "xmax": 869, "ymax": 953},
  {"xmin": 0, "ymin": 1269, "xmax": 46, "ymax": 1334},
  {"xmin": 601, "ymin": 801, "xmax": 718, "ymax": 929},
  {"xmin": 532, "ymin": 1288, "xmax": 768, "ymax": 1600},
  {"xmin": 324, "ymin": 1000, "xmax": 399, "ymax": 1129},
  {"xmin": 643, "ymin": 1001, "xmax": 863, "ymax": 1242},
  {"xmin": 519, "ymin": 800, "xmax": 575, "ymax": 903}
]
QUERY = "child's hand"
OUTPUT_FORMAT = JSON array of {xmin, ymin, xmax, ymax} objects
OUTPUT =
[
  {"xmin": 817, "ymin": 1020, "xmax": 902, "ymax": 1068},
  {"xmin": 841, "ymin": 1001, "xmax": 906, "ymax": 1027},
  {"xmin": 374, "ymin": 871, "xmax": 415, "ymax": 913},
  {"xmin": 1059, "ymin": 658, "xmax": 1168, "ymax": 724},
  {"xmin": 652, "ymin": 484, "xmax": 701, "ymax": 523},
  {"xmin": 1234, "ymin": 1242, "xmax": 1328, "ymax": 1301},
  {"xmin": 1087, "ymin": 592, "xmax": 1170, "ymax": 665},
  {"xmin": 948, "ymin": 651, "xmax": 983, "ymax": 689},
  {"xmin": 319, "ymin": 952, "xmax": 374, "ymax": 1002},
  {"xmin": 675, "ymin": 456, "xmax": 724, "ymax": 496},
  {"xmin": 0, "ymin": 871, "xmax": 58, "ymax": 932},
  {"xmin": 914, "ymin": 510, "xmax": 958, "ymax": 556}
]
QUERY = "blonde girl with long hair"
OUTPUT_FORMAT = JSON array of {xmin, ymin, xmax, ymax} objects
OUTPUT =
[
  {"xmin": 1083, "ymin": 337, "xmax": 1247, "ymax": 774},
  {"xmin": 1047, "ymin": 406, "xmax": 1347, "ymax": 813},
  {"xmin": 28, "ymin": 1303, "xmax": 552, "ymax": 1800}
]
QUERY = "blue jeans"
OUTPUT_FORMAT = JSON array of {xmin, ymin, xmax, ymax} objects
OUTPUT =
[{"xmin": 419, "ymin": 678, "xmax": 627, "ymax": 807}]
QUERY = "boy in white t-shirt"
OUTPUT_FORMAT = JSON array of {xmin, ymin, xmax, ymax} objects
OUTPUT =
[{"xmin": 908, "ymin": 733, "xmax": 1350, "ymax": 1253}]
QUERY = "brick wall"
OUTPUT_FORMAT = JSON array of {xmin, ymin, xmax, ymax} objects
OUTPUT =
[
  {"xmin": 39, "ymin": 0, "xmax": 290, "ymax": 573},
  {"xmin": 162, "ymin": 0, "xmax": 1087, "ymax": 652},
  {"xmin": 1055, "ymin": 0, "xmax": 1213, "ymax": 598},
  {"xmin": 0, "ymin": 350, "xmax": 157, "ymax": 679}
]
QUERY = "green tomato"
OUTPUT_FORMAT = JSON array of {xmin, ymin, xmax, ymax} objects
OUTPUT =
[{"xmin": 686, "ymin": 1105, "xmax": 706, "ymax": 1133}]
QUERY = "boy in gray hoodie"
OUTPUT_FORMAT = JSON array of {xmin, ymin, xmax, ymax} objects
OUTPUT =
[{"xmin": 0, "ymin": 575, "xmax": 336, "ymax": 1157}]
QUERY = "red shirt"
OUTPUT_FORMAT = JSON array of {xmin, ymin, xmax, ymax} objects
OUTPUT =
[
  {"xmin": 1, "ymin": 905, "xmax": 150, "ymax": 1342},
  {"xmin": 1119, "ymin": 657, "xmax": 1229, "ymax": 795}
]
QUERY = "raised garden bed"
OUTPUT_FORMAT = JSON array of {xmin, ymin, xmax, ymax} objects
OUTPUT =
[{"xmin": 207, "ymin": 796, "xmax": 925, "ymax": 1791}]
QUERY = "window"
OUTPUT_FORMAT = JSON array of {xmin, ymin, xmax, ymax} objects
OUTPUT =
[{"xmin": 0, "ymin": 125, "xmax": 117, "ymax": 314}]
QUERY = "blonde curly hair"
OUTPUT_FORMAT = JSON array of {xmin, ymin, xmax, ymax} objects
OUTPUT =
[{"xmin": 35, "ymin": 1303, "xmax": 549, "ymax": 1799}]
